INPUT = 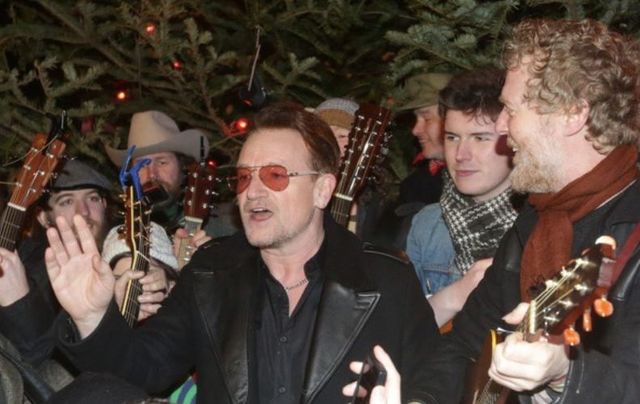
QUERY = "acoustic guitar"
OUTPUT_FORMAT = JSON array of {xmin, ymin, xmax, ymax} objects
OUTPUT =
[
  {"xmin": 0, "ymin": 126, "xmax": 66, "ymax": 251},
  {"xmin": 176, "ymin": 159, "xmax": 216, "ymax": 270},
  {"xmin": 464, "ymin": 236, "xmax": 617, "ymax": 404},
  {"xmin": 330, "ymin": 104, "xmax": 392, "ymax": 228},
  {"xmin": 118, "ymin": 152, "xmax": 168, "ymax": 327}
]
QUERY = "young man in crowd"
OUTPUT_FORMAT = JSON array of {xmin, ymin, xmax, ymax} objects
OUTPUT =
[
  {"xmin": 418, "ymin": 18, "xmax": 640, "ymax": 403},
  {"xmin": 45, "ymin": 102, "xmax": 439, "ymax": 403},
  {"xmin": 406, "ymin": 67, "xmax": 519, "ymax": 327}
]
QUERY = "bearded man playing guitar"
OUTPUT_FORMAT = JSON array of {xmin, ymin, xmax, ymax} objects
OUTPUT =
[{"xmin": 414, "ymin": 18, "xmax": 640, "ymax": 404}]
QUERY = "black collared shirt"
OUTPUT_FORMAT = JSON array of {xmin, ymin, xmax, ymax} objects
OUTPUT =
[{"xmin": 255, "ymin": 243, "xmax": 326, "ymax": 404}]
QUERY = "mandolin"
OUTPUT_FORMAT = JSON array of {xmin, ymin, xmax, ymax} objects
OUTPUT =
[
  {"xmin": 176, "ymin": 159, "xmax": 216, "ymax": 270},
  {"xmin": 330, "ymin": 104, "xmax": 392, "ymax": 227},
  {"xmin": 465, "ymin": 236, "xmax": 617, "ymax": 404}
]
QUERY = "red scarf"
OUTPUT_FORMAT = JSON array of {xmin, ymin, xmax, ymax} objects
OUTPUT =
[{"xmin": 520, "ymin": 144, "xmax": 639, "ymax": 300}]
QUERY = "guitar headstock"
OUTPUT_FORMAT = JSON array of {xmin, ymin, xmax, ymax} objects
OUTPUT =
[
  {"xmin": 9, "ymin": 133, "xmax": 66, "ymax": 209},
  {"xmin": 330, "ymin": 104, "xmax": 392, "ymax": 226},
  {"xmin": 337, "ymin": 104, "xmax": 392, "ymax": 198},
  {"xmin": 523, "ymin": 236, "xmax": 617, "ymax": 345},
  {"xmin": 184, "ymin": 160, "xmax": 217, "ymax": 220}
]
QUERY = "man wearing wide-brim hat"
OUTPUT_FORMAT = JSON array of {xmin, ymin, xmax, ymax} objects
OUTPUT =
[
  {"xmin": 105, "ymin": 110, "xmax": 209, "ymax": 212},
  {"xmin": 379, "ymin": 73, "xmax": 452, "ymax": 251},
  {"xmin": 105, "ymin": 110, "xmax": 240, "ymax": 239},
  {"xmin": 105, "ymin": 111, "xmax": 210, "ymax": 168}
]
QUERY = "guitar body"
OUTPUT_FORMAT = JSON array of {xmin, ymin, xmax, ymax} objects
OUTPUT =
[{"xmin": 462, "ymin": 330, "xmax": 517, "ymax": 404}]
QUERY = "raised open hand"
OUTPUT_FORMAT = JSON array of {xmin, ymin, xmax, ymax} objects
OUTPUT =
[{"xmin": 45, "ymin": 215, "xmax": 115, "ymax": 337}]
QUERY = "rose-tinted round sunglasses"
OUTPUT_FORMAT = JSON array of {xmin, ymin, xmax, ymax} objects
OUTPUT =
[{"xmin": 227, "ymin": 164, "xmax": 320, "ymax": 194}]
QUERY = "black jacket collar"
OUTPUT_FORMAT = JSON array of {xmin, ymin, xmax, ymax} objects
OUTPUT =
[{"xmin": 190, "ymin": 213, "xmax": 380, "ymax": 403}]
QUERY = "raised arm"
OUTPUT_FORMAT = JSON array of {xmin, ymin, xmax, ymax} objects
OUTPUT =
[
  {"xmin": 428, "ymin": 258, "xmax": 492, "ymax": 327},
  {"xmin": 45, "ymin": 215, "xmax": 115, "ymax": 337}
]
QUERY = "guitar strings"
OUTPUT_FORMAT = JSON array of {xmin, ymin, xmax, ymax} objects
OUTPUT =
[
  {"xmin": 480, "ymin": 258, "xmax": 588, "ymax": 403},
  {"xmin": 2, "ymin": 135, "xmax": 62, "ymax": 168},
  {"xmin": 0, "ymin": 208, "xmax": 24, "ymax": 250},
  {"xmin": 522, "ymin": 257, "xmax": 591, "ymax": 334}
]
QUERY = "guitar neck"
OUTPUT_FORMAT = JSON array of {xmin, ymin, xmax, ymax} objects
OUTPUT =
[
  {"xmin": 121, "ymin": 277, "xmax": 144, "ymax": 328},
  {"xmin": 330, "ymin": 194, "xmax": 353, "ymax": 227},
  {"xmin": 120, "ymin": 245, "xmax": 150, "ymax": 327},
  {"xmin": 330, "ymin": 104, "xmax": 391, "ymax": 229},
  {"xmin": 120, "ymin": 186, "xmax": 152, "ymax": 328},
  {"xmin": 177, "ymin": 216, "xmax": 203, "ymax": 270},
  {"xmin": 0, "ymin": 204, "xmax": 27, "ymax": 251}
]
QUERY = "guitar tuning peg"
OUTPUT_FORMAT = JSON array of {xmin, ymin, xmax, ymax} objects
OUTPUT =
[
  {"xmin": 582, "ymin": 308, "xmax": 592, "ymax": 332},
  {"xmin": 594, "ymin": 295, "xmax": 614, "ymax": 317},
  {"xmin": 563, "ymin": 326, "xmax": 581, "ymax": 346}
]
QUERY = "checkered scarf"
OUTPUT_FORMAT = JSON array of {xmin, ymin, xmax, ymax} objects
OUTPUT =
[{"xmin": 440, "ymin": 174, "xmax": 518, "ymax": 274}]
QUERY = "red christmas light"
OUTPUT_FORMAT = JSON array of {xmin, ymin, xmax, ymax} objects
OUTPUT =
[
  {"xmin": 226, "ymin": 117, "xmax": 252, "ymax": 137},
  {"xmin": 115, "ymin": 90, "xmax": 129, "ymax": 102},
  {"xmin": 171, "ymin": 60, "xmax": 183, "ymax": 70},
  {"xmin": 234, "ymin": 117, "xmax": 249, "ymax": 131},
  {"xmin": 145, "ymin": 23, "xmax": 156, "ymax": 35}
]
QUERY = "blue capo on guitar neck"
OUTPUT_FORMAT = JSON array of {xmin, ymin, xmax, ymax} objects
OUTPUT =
[{"xmin": 118, "ymin": 146, "xmax": 151, "ymax": 201}]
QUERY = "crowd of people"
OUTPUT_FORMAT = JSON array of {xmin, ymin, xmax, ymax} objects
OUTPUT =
[{"xmin": 1, "ymin": 16, "xmax": 640, "ymax": 404}]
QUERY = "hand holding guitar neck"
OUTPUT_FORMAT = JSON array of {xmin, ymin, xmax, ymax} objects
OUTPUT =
[
  {"xmin": 489, "ymin": 302, "xmax": 570, "ymax": 392},
  {"xmin": 117, "ymin": 146, "xmax": 168, "ymax": 327},
  {"xmin": 466, "ymin": 236, "xmax": 617, "ymax": 403}
]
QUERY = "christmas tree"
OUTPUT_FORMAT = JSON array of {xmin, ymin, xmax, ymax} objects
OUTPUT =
[{"xmin": 1, "ymin": 0, "xmax": 638, "ymax": 190}]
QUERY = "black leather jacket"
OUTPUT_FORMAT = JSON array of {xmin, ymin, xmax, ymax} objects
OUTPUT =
[
  {"xmin": 57, "ymin": 216, "xmax": 439, "ymax": 403},
  {"xmin": 418, "ymin": 180, "xmax": 640, "ymax": 404}
]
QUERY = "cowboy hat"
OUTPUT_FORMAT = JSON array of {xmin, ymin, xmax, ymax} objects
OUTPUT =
[
  {"xmin": 105, "ymin": 110, "xmax": 210, "ymax": 167},
  {"xmin": 394, "ymin": 73, "xmax": 453, "ymax": 111}
]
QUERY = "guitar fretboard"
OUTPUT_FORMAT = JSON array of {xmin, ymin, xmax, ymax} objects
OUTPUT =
[
  {"xmin": 177, "ymin": 216, "xmax": 203, "ymax": 270},
  {"xmin": 329, "ymin": 104, "xmax": 391, "ymax": 228},
  {"xmin": 120, "ymin": 187, "xmax": 152, "ymax": 328},
  {"xmin": 0, "ymin": 204, "xmax": 26, "ymax": 251}
]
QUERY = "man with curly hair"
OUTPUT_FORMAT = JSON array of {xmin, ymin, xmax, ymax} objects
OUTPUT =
[{"xmin": 417, "ymin": 18, "xmax": 640, "ymax": 404}]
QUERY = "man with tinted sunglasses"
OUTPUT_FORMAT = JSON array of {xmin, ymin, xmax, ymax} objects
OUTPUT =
[{"xmin": 44, "ymin": 102, "xmax": 439, "ymax": 403}]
